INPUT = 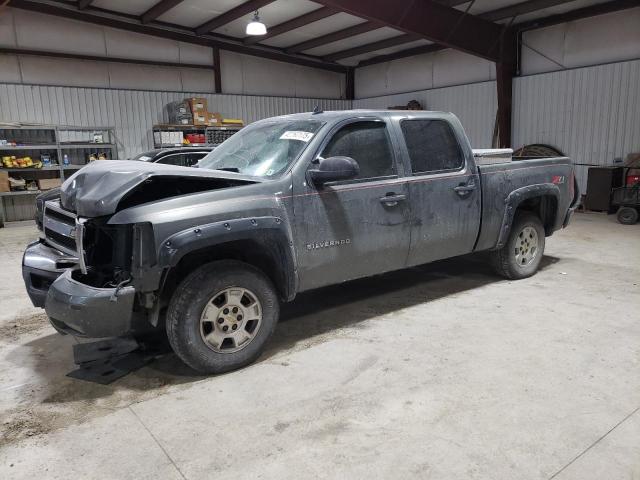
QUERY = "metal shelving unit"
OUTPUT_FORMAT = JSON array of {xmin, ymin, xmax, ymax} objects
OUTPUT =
[
  {"xmin": 152, "ymin": 124, "xmax": 241, "ymax": 148},
  {"xmin": 0, "ymin": 123, "xmax": 117, "ymax": 226}
]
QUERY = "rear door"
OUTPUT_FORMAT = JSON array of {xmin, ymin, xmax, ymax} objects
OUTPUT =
[
  {"xmin": 293, "ymin": 118, "xmax": 411, "ymax": 291},
  {"xmin": 395, "ymin": 116, "xmax": 481, "ymax": 266}
]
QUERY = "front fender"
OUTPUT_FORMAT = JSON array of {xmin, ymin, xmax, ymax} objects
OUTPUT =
[
  {"xmin": 495, "ymin": 183, "xmax": 560, "ymax": 249},
  {"xmin": 158, "ymin": 216, "xmax": 297, "ymax": 301}
]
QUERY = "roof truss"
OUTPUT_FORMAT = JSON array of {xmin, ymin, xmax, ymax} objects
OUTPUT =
[{"xmin": 312, "ymin": 0, "xmax": 506, "ymax": 62}]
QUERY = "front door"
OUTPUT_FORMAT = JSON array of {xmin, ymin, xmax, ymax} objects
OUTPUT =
[
  {"xmin": 293, "ymin": 119, "xmax": 411, "ymax": 291},
  {"xmin": 395, "ymin": 117, "xmax": 481, "ymax": 266}
]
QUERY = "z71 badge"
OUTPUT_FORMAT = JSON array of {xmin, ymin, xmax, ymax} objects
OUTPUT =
[{"xmin": 306, "ymin": 239, "xmax": 351, "ymax": 250}]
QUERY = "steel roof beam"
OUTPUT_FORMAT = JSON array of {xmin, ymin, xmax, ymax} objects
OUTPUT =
[
  {"xmin": 244, "ymin": 6, "xmax": 338, "ymax": 44},
  {"xmin": 481, "ymin": 0, "xmax": 576, "ymax": 22},
  {"xmin": 8, "ymin": 0, "xmax": 348, "ymax": 73},
  {"xmin": 286, "ymin": 0, "xmax": 469, "ymax": 54},
  {"xmin": 313, "ymin": 0, "xmax": 505, "ymax": 61},
  {"xmin": 354, "ymin": 0, "xmax": 571, "ymax": 66},
  {"xmin": 517, "ymin": 0, "xmax": 640, "ymax": 31},
  {"xmin": 141, "ymin": 0, "xmax": 185, "ymax": 24},
  {"xmin": 324, "ymin": 34, "xmax": 422, "ymax": 62},
  {"xmin": 358, "ymin": 44, "xmax": 445, "ymax": 67},
  {"xmin": 286, "ymin": 21, "xmax": 381, "ymax": 54}
]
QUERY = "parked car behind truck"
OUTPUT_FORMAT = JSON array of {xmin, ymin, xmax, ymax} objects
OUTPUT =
[{"xmin": 23, "ymin": 110, "xmax": 580, "ymax": 374}]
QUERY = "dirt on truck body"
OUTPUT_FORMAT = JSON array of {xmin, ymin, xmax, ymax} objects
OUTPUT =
[{"xmin": 23, "ymin": 110, "xmax": 579, "ymax": 373}]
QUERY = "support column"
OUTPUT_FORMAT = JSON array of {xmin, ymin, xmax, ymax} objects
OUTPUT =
[
  {"xmin": 212, "ymin": 46, "xmax": 222, "ymax": 94},
  {"xmin": 495, "ymin": 28, "xmax": 517, "ymax": 148},
  {"xmin": 496, "ymin": 61, "xmax": 515, "ymax": 148},
  {"xmin": 346, "ymin": 67, "xmax": 355, "ymax": 101}
]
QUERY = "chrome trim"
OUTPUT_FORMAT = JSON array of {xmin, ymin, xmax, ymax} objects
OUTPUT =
[
  {"xmin": 75, "ymin": 217, "xmax": 88, "ymax": 274},
  {"xmin": 43, "ymin": 199, "xmax": 80, "ymax": 258},
  {"xmin": 43, "ymin": 215, "xmax": 76, "ymax": 238},
  {"xmin": 23, "ymin": 241, "xmax": 78, "ymax": 273},
  {"xmin": 44, "ymin": 200, "xmax": 75, "ymax": 217},
  {"xmin": 42, "ymin": 238, "xmax": 78, "ymax": 258}
]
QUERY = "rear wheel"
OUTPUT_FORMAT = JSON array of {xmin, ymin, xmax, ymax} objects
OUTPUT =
[
  {"xmin": 490, "ymin": 212, "xmax": 545, "ymax": 280},
  {"xmin": 616, "ymin": 206, "xmax": 638, "ymax": 225},
  {"xmin": 166, "ymin": 260, "xmax": 279, "ymax": 374}
]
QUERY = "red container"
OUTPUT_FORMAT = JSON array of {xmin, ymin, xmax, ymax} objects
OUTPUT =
[
  {"xmin": 627, "ymin": 174, "xmax": 640, "ymax": 186},
  {"xmin": 185, "ymin": 133, "xmax": 206, "ymax": 144}
]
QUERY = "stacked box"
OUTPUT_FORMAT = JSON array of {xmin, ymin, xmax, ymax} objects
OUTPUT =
[
  {"xmin": 153, "ymin": 131, "xmax": 184, "ymax": 146},
  {"xmin": 207, "ymin": 112, "xmax": 222, "ymax": 126},
  {"xmin": 187, "ymin": 98, "xmax": 208, "ymax": 125},
  {"xmin": 0, "ymin": 171, "xmax": 9, "ymax": 192}
]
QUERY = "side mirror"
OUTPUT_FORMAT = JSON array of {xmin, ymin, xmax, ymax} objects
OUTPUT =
[{"xmin": 309, "ymin": 156, "xmax": 359, "ymax": 185}]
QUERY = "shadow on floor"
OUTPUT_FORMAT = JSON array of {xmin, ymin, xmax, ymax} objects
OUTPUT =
[{"xmin": 16, "ymin": 254, "xmax": 560, "ymax": 404}]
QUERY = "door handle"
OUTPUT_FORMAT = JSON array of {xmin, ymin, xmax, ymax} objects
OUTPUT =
[
  {"xmin": 453, "ymin": 181, "xmax": 477, "ymax": 197},
  {"xmin": 379, "ymin": 193, "xmax": 406, "ymax": 207}
]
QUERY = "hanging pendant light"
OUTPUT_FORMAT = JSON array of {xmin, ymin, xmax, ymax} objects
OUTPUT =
[{"xmin": 246, "ymin": 10, "xmax": 267, "ymax": 36}]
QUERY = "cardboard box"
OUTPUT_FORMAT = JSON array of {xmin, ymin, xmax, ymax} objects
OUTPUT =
[
  {"xmin": 0, "ymin": 171, "xmax": 9, "ymax": 192},
  {"xmin": 193, "ymin": 112, "xmax": 208, "ymax": 126},
  {"xmin": 187, "ymin": 97, "xmax": 208, "ymax": 114},
  {"xmin": 37, "ymin": 178, "xmax": 62, "ymax": 191},
  {"xmin": 154, "ymin": 131, "xmax": 184, "ymax": 145},
  {"xmin": 207, "ymin": 112, "xmax": 223, "ymax": 126}
]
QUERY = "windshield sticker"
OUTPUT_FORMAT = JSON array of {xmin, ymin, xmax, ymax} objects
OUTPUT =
[{"xmin": 280, "ymin": 131, "xmax": 314, "ymax": 142}]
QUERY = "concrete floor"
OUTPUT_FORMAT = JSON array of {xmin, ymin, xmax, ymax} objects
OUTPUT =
[{"xmin": 0, "ymin": 213, "xmax": 638, "ymax": 479}]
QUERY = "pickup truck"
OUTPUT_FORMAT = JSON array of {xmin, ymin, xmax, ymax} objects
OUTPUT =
[{"xmin": 22, "ymin": 110, "xmax": 579, "ymax": 374}]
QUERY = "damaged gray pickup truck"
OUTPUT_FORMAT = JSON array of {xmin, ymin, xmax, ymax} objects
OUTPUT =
[{"xmin": 23, "ymin": 110, "xmax": 579, "ymax": 373}]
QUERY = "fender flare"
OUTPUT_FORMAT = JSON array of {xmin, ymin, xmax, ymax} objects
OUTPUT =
[
  {"xmin": 157, "ymin": 216, "xmax": 298, "ymax": 301},
  {"xmin": 495, "ymin": 183, "xmax": 560, "ymax": 249}
]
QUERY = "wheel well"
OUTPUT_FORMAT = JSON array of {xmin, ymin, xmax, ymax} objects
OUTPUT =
[
  {"xmin": 516, "ymin": 194, "xmax": 558, "ymax": 235},
  {"xmin": 162, "ymin": 239, "xmax": 289, "ymax": 303}
]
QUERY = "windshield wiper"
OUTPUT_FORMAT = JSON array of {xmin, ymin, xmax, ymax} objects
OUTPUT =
[{"xmin": 214, "ymin": 167, "xmax": 240, "ymax": 173}]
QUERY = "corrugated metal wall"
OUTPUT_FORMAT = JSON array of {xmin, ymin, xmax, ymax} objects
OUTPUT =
[
  {"xmin": 353, "ymin": 81, "xmax": 498, "ymax": 148},
  {"xmin": 0, "ymin": 83, "xmax": 351, "ymax": 159},
  {"xmin": 3, "ymin": 58, "xmax": 638, "ymax": 221},
  {"xmin": 513, "ymin": 59, "xmax": 640, "ymax": 192},
  {"xmin": 0, "ymin": 83, "xmax": 350, "ymax": 221}
]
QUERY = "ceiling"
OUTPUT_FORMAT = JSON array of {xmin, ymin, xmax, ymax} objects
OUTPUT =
[{"xmin": 7, "ymin": 0, "xmax": 632, "ymax": 70}]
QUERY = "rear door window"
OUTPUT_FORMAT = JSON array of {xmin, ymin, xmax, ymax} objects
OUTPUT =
[{"xmin": 400, "ymin": 119, "xmax": 464, "ymax": 174}]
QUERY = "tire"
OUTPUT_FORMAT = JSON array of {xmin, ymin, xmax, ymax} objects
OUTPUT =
[
  {"xmin": 166, "ymin": 260, "xmax": 279, "ymax": 374},
  {"xmin": 616, "ymin": 207, "xmax": 638, "ymax": 225},
  {"xmin": 490, "ymin": 212, "xmax": 546, "ymax": 280}
]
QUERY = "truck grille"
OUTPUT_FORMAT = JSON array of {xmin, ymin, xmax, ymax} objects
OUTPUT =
[{"xmin": 43, "ymin": 200, "xmax": 78, "ymax": 256}]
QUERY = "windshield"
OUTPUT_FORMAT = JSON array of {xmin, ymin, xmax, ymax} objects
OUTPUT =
[{"xmin": 198, "ymin": 119, "xmax": 323, "ymax": 177}]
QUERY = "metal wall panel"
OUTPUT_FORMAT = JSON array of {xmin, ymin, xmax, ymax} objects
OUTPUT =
[
  {"xmin": 513, "ymin": 59, "xmax": 640, "ymax": 192},
  {"xmin": 0, "ymin": 83, "xmax": 349, "ymax": 221},
  {"xmin": 353, "ymin": 81, "xmax": 498, "ymax": 148},
  {"xmin": 0, "ymin": 83, "xmax": 351, "ymax": 159}
]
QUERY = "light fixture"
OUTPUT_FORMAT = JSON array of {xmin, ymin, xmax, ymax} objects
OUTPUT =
[{"xmin": 246, "ymin": 10, "xmax": 267, "ymax": 36}]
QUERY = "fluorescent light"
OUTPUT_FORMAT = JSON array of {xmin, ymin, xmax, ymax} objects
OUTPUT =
[{"xmin": 246, "ymin": 11, "xmax": 267, "ymax": 36}]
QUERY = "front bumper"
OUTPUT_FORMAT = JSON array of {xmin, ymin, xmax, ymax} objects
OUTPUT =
[
  {"xmin": 22, "ymin": 240, "xmax": 136, "ymax": 338},
  {"xmin": 45, "ymin": 270, "xmax": 136, "ymax": 338},
  {"xmin": 22, "ymin": 240, "xmax": 77, "ymax": 308}
]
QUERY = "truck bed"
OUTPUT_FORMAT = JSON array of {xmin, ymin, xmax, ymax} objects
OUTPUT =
[{"xmin": 475, "ymin": 156, "xmax": 575, "ymax": 251}]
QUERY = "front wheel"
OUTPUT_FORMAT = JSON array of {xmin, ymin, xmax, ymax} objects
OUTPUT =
[
  {"xmin": 166, "ymin": 260, "xmax": 279, "ymax": 374},
  {"xmin": 490, "ymin": 212, "xmax": 546, "ymax": 280}
]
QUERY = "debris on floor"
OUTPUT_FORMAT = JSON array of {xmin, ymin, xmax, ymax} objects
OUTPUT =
[{"xmin": 67, "ymin": 336, "xmax": 168, "ymax": 385}]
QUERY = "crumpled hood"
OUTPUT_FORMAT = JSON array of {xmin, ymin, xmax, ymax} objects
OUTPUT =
[{"xmin": 60, "ymin": 160, "xmax": 259, "ymax": 217}]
